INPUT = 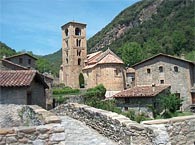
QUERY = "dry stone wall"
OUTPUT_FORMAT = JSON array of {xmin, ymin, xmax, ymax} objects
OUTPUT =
[
  {"xmin": 0, "ymin": 105, "xmax": 64, "ymax": 145},
  {"xmin": 52, "ymin": 103, "xmax": 155, "ymax": 145},
  {"xmin": 142, "ymin": 115, "xmax": 195, "ymax": 145}
]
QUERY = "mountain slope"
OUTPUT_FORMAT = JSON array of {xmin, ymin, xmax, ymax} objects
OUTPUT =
[
  {"xmin": 0, "ymin": 42, "xmax": 17, "ymax": 58},
  {"xmin": 87, "ymin": 0, "xmax": 195, "ymax": 65}
]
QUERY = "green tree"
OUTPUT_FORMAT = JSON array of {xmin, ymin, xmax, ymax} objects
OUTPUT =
[
  {"xmin": 160, "ymin": 93, "xmax": 183, "ymax": 118},
  {"xmin": 79, "ymin": 73, "xmax": 85, "ymax": 88},
  {"xmin": 121, "ymin": 42, "xmax": 143, "ymax": 66}
]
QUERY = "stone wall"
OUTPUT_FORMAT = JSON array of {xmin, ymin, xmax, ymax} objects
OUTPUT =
[
  {"xmin": 52, "ymin": 103, "xmax": 155, "ymax": 145},
  {"xmin": 142, "ymin": 115, "xmax": 195, "ymax": 145},
  {"xmin": 0, "ymin": 105, "xmax": 64, "ymax": 145}
]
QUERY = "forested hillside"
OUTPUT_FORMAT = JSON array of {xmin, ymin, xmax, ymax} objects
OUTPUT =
[
  {"xmin": 0, "ymin": 42, "xmax": 17, "ymax": 58},
  {"xmin": 88, "ymin": 0, "xmax": 195, "ymax": 66}
]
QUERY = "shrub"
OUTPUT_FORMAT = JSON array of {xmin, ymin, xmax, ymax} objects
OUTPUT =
[
  {"xmin": 53, "ymin": 87, "xmax": 80, "ymax": 95},
  {"xmin": 79, "ymin": 73, "xmax": 85, "ymax": 88}
]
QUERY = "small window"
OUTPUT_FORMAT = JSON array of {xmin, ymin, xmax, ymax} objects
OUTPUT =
[
  {"xmin": 66, "ymin": 58, "xmax": 68, "ymax": 64},
  {"xmin": 160, "ymin": 80, "xmax": 164, "ymax": 84},
  {"xmin": 65, "ymin": 29, "xmax": 68, "ymax": 36},
  {"xmin": 28, "ymin": 59, "xmax": 31, "ymax": 64},
  {"xmin": 159, "ymin": 66, "xmax": 163, "ymax": 73},
  {"xmin": 19, "ymin": 58, "xmax": 23, "ymax": 64},
  {"xmin": 124, "ymin": 107, "xmax": 128, "ymax": 111},
  {"xmin": 77, "ymin": 50, "xmax": 81, "ymax": 56},
  {"xmin": 75, "ymin": 28, "xmax": 81, "ymax": 35},
  {"xmin": 115, "ymin": 68, "xmax": 121, "ymax": 76},
  {"xmin": 174, "ymin": 66, "xmax": 178, "ymax": 72},
  {"xmin": 147, "ymin": 68, "xmax": 151, "ymax": 74},
  {"xmin": 76, "ymin": 39, "xmax": 81, "ymax": 47},
  {"xmin": 78, "ymin": 58, "xmax": 81, "ymax": 65}
]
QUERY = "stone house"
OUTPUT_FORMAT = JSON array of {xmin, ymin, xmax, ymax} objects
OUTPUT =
[
  {"xmin": 132, "ymin": 53, "xmax": 195, "ymax": 110},
  {"xmin": 113, "ymin": 85, "xmax": 170, "ymax": 114},
  {"xmin": 83, "ymin": 48, "xmax": 126, "ymax": 91},
  {"xmin": 3, "ymin": 53, "xmax": 37, "ymax": 69},
  {"xmin": 0, "ymin": 70, "xmax": 48, "ymax": 108},
  {"xmin": 126, "ymin": 67, "xmax": 135, "ymax": 88},
  {"xmin": 0, "ymin": 53, "xmax": 54, "ymax": 109},
  {"xmin": 59, "ymin": 21, "xmax": 126, "ymax": 92}
]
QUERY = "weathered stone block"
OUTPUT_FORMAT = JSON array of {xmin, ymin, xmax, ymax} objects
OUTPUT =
[
  {"xmin": 6, "ymin": 136, "xmax": 17, "ymax": 144},
  {"xmin": 33, "ymin": 139, "xmax": 45, "ymax": 145},
  {"xmin": 50, "ymin": 133, "xmax": 65, "ymax": 142},
  {"xmin": 0, "ymin": 129, "xmax": 14, "ymax": 135}
]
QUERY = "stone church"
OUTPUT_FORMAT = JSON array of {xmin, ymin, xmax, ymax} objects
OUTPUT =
[{"xmin": 59, "ymin": 21, "xmax": 126, "ymax": 91}]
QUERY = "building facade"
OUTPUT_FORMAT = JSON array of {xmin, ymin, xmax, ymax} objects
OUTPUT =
[
  {"xmin": 132, "ymin": 53, "xmax": 195, "ymax": 110},
  {"xmin": 59, "ymin": 22, "xmax": 87, "ymax": 88}
]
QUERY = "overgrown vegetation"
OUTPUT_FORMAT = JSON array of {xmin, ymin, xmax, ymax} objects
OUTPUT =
[
  {"xmin": 148, "ymin": 93, "xmax": 185, "ymax": 119},
  {"xmin": 52, "ymin": 86, "xmax": 80, "ymax": 104}
]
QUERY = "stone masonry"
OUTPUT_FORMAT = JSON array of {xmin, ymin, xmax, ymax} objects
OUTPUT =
[
  {"xmin": 52, "ymin": 103, "xmax": 155, "ymax": 145},
  {"xmin": 52, "ymin": 103, "xmax": 195, "ymax": 145}
]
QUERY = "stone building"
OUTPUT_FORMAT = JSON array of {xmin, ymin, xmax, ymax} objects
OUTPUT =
[
  {"xmin": 132, "ymin": 53, "xmax": 195, "ymax": 110},
  {"xmin": 113, "ymin": 85, "xmax": 170, "ymax": 114},
  {"xmin": 59, "ymin": 21, "xmax": 126, "ymax": 92},
  {"xmin": 0, "ymin": 70, "xmax": 48, "ymax": 108},
  {"xmin": 3, "ymin": 53, "xmax": 37, "ymax": 69},
  {"xmin": 0, "ymin": 53, "xmax": 54, "ymax": 109},
  {"xmin": 59, "ymin": 22, "xmax": 87, "ymax": 88},
  {"xmin": 83, "ymin": 49, "xmax": 126, "ymax": 91}
]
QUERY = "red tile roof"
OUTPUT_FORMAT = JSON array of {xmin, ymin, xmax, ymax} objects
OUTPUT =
[
  {"xmin": 113, "ymin": 85, "xmax": 170, "ymax": 98},
  {"xmin": 83, "ymin": 49, "xmax": 124, "ymax": 70},
  {"xmin": 0, "ymin": 70, "xmax": 48, "ymax": 88}
]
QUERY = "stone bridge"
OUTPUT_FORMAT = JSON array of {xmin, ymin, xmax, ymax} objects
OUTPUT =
[{"xmin": 0, "ymin": 103, "xmax": 195, "ymax": 145}]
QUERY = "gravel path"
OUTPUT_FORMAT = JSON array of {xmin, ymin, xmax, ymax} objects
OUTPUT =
[{"xmin": 60, "ymin": 116, "xmax": 118, "ymax": 145}]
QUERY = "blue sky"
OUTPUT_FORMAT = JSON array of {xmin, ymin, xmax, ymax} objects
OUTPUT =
[{"xmin": 0, "ymin": 0, "xmax": 140, "ymax": 55}]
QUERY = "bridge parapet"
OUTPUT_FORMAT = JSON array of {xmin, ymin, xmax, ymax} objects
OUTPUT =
[{"xmin": 52, "ymin": 103, "xmax": 155, "ymax": 145}]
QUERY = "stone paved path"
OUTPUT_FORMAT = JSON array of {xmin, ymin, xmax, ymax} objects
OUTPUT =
[{"xmin": 60, "ymin": 116, "xmax": 118, "ymax": 145}]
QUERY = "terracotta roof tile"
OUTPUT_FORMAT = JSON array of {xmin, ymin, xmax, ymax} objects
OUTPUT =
[
  {"xmin": 113, "ymin": 85, "xmax": 170, "ymax": 98},
  {"xmin": 83, "ymin": 49, "xmax": 124, "ymax": 70},
  {"xmin": 0, "ymin": 70, "xmax": 36, "ymax": 87}
]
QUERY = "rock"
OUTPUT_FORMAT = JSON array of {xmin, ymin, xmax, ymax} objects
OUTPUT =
[
  {"xmin": 0, "ymin": 128, "xmax": 15, "ymax": 135},
  {"xmin": 50, "ymin": 133, "xmax": 65, "ymax": 142},
  {"xmin": 33, "ymin": 139, "xmax": 45, "ymax": 145},
  {"xmin": 6, "ymin": 136, "xmax": 17, "ymax": 144}
]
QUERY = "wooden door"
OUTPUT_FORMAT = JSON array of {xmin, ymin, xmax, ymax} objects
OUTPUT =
[
  {"xmin": 192, "ymin": 93, "xmax": 195, "ymax": 104},
  {"xmin": 27, "ymin": 92, "xmax": 32, "ymax": 105}
]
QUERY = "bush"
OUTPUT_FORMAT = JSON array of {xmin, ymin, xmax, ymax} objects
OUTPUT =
[
  {"xmin": 53, "ymin": 87, "xmax": 80, "ymax": 95},
  {"xmin": 79, "ymin": 73, "xmax": 85, "ymax": 88}
]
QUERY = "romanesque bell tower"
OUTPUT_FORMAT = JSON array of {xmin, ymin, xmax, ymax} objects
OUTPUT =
[{"xmin": 59, "ymin": 21, "xmax": 87, "ymax": 88}]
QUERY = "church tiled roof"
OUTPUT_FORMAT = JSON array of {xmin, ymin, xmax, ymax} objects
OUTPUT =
[
  {"xmin": 83, "ymin": 49, "xmax": 124, "ymax": 70},
  {"xmin": 0, "ymin": 70, "xmax": 48, "ymax": 88},
  {"xmin": 112, "ymin": 85, "xmax": 170, "ymax": 98}
]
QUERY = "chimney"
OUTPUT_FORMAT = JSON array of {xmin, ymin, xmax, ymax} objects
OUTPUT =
[{"xmin": 152, "ymin": 83, "xmax": 156, "ymax": 92}]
